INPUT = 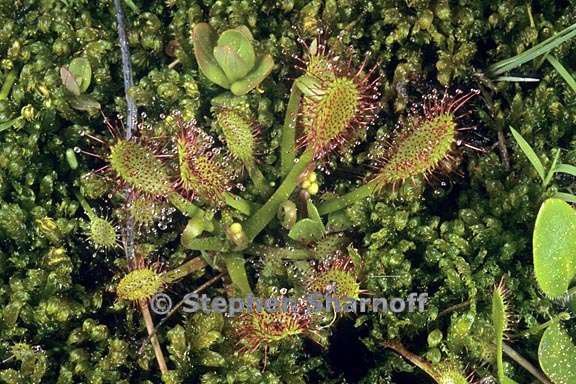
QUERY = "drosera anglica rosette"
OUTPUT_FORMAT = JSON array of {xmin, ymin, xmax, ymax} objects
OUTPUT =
[
  {"xmin": 243, "ymin": 36, "xmax": 382, "ymax": 242},
  {"xmin": 317, "ymin": 87, "xmax": 481, "ymax": 215}
]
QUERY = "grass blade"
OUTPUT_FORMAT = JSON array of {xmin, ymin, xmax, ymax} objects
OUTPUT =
[
  {"xmin": 555, "ymin": 164, "xmax": 576, "ymax": 177},
  {"xmin": 544, "ymin": 149, "xmax": 561, "ymax": 188},
  {"xmin": 488, "ymin": 22, "xmax": 576, "ymax": 76},
  {"xmin": 546, "ymin": 55, "xmax": 576, "ymax": 93},
  {"xmin": 510, "ymin": 127, "xmax": 546, "ymax": 182},
  {"xmin": 554, "ymin": 192, "xmax": 576, "ymax": 204},
  {"xmin": 495, "ymin": 76, "xmax": 540, "ymax": 82}
]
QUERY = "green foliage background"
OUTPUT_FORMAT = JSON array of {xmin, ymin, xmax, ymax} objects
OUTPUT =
[{"xmin": 0, "ymin": 0, "xmax": 574, "ymax": 383}]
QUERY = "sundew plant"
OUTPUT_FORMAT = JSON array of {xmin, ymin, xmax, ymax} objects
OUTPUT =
[{"xmin": 0, "ymin": 1, "xmax": 575, "ymax": 384}]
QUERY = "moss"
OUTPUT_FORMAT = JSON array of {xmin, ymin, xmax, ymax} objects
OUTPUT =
[{"xmin": 0, "ymin": 0, "xmax": 575, "ymax": 383}]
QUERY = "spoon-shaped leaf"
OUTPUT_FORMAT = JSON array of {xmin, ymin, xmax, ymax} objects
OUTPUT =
[
  {"xmin": 213, "ymin": 46, "xmax": 251, "ymax": 83},
  {"xmin": 538, "ymin": 322, "xmax": 576, "ymax": 384},
  {"xmin": 533, "ymin": 198, "xmax": 576, "ymax": 298},
  {"xmin": 69, "ymin": 57, "xmax": 92, "ymax": 93},
  {"xmin": 215, "ymin": 29, "xmax": 255, "ymax": 81},
  {"xmin": 230, "ymin": 54, "xmax": 274, "ymax": 96},
  {"xmin": 60, "ymin": 66, "xmax": 81, "ymax": 96},
  {"xmin": 192, "ymin": 23, "xmax": 231, "ymax": 88}
]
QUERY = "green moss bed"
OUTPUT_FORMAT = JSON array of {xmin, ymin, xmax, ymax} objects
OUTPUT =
[{"xmin": 0, "ymin": 0, "xmax": 575, "ymax": 383}]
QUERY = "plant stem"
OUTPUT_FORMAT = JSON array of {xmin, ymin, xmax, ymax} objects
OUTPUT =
[
  {"xmin": 167, "ymin": 192, "xmax": 202, "ymax": 217},
  {"xmin": 169, "ymin": 190, "xmax": 253, "ymax": 217},
  {"xmin": 75, "ymin": 194, "xmax": 96, "ymax": 220},
  {"xmin": 0, "ymin": 70, "xmax": 17, "ymax": 100},
  {"xmin": 497, "ymin": 325, "xmax": 505, "ymax": 383},
  {"xmin": 181, "ymin": 236, "xmax": 229, "ymax": 251},
  {"xmin": 163, "ymin": 257, "xmax": 207, "ymax": 283},
  {"xmin": 523, "ymin": 313, "xmax": 568, "ymax": 337},
  {"xmin": 503, "ymin": 343, "xmax": 552, "ymax": 384},
  {"xmin": 246, "ymin": 245, "xmax": 312, "ymax": 260},
  {"xmin": 246, "ymin": 162, "xmax": 271, "ymax": 197},
  {"xmin": 244, "ymin": 149, "xmax": 314, "ymax": 242},
  {"xmin": 382, "ymin": 340, "xmax": 437, "ymax": 380},
  {"xmin": 223, "ymin": 253, "xmax": 252, "ymax": 296},
  {"xmin": 114, "ymin": 0, "xmax": 167, "ymax": 376},
  {"xmin": 317, "ymin": 181, "xmax": 377, "ymax": 215},
  {"xmin": 437, "ymin": 300, "xmax": 471, "ymax": 318},
  {"xmin": 280, "ymin": 83, "xmax": 302, "ymax": 177},
  {"xmin": 223, "ymin": 191, "xmax": 253, "ymax": 215},
  {"xmin": 139, "ymin": 272, "xmax": 224, "ymax": 353}
]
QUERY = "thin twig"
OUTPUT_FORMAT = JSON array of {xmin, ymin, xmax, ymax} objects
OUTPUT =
[
  {"xmin": 113, "ymin": 0, "xmax": 137, "ymax": 262},
  {"xmin": 437, "ymin": 300, "xmax": 471, "ymax": 318},
  {"xmin": 503, "ymin": 343, "xmax": 552, "ymax": 384},
  {"xmin": 113, "ymin": 0, "xmax": 137, "ymax": 139},
  {"xmin": 138, "ymin": 272, "xmax": 225, "ymax": 354},
  {"xmin": 139, "ymin": 300, "xmax": 168, "ymax": 374},
  {"xmin": 112, "ymin": 0, "xmax": 168, "ymax": 375}
]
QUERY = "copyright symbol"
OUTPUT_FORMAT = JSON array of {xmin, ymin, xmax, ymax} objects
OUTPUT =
[{"xmin": 149, "ymin": 293, "xmax": 172, "ymax": 315}]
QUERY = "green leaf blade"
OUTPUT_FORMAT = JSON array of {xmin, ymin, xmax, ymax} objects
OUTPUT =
[
  {"xmin": 68, "ymin": 57, "xmax": 92, "ymax": 92},
  {"xmin": 539, "ymin": 322, "xmax": 576, "ymax": 384},
  {"xmin": 546, "ymin": 55, "xmax": 576, "ymax": 93},
  {"xmin": 533, "ymin": 198, "xmax": 576, "ymax": 298},
  {"xmin": 488, "ymin": 22, "xmax": 576, "ymax": 76},
  {"xmin": 216, "ymin": 29, "xmax": 255, "ymax": 80},
  {"xmin": 230, "ymin": 54, "xmax": 274, "ymax": 96},
  {"xmin": 213, "ymin": 46, "xmax": 250, "ymax": 83},
  {"xmin": 60, "ymin": 66, "xmax": 81, "ymax": 96},
  {"xmin": 192, "ymin": 23, "xmax": 231, "ymax": 89},
  {"xmin": 553, "ymin": 192, "xmax": 576, "ymax": 204},
  {"xmin": 510, "ymin": 127, "xmax": 546, "ymax": 182},
  {"xmin": 555, "ymin": 164, "xmax": 576, "ymax": 177}
]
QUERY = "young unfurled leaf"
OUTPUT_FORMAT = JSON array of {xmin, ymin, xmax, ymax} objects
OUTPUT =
[
  {"xmin": 223, "ymin": 253, "xmax": 252, "ymax": 296},
  {"xmin": 539, "ymin": 322, "xmax": 576, "ymax": 384},
  {"xmin": 306, "ymin": 199, "xmax": 323, "ymax": 224},
  {"xmin": 289, "ymin": 200, "xmax": 326, "ymax": 243},
  {"xmin": 533, "ymin": 198, "xmax": 576, "ymax": 298}
]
